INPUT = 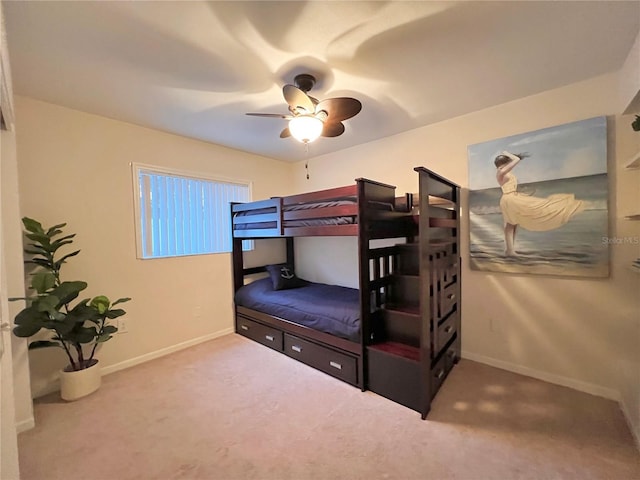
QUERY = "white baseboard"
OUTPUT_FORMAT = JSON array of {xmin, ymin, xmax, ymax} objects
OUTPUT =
[
  {"xmin": 462, "ymin": 350, "xmax": 640, "ymax": 452},
  {"xmin": 16, "ymin": 416, "xmax": 35, "ymax": 433},
  {"xmin": 101, "ymin": 328, "xmax": 234, "ymax": 376},
  {"xmin": 33, "ymin": 329, "xmax": 234, "ymax": 399},
  {"xmin": 461, "ymin": 350, "xmax": 620, "ymax": 401}
]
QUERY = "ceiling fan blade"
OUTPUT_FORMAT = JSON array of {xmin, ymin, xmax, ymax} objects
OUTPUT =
[
  {"xmin": 283, "ymin": 84, "xmax": 315, "ymax": 114},
  {"xmin": 322, "ymin": 121, "xmax": 346, "ymax": 138},
  {"xmin": 246, "ymin": 113, "xmax": 292, "ymax": 119},
  {"xmin": 280, "ymin": 127, "xmax": 291, "ymax": 138},
  {"xmin": 316, "ymin": 98, "xmax": 362, "ymax": 122}
]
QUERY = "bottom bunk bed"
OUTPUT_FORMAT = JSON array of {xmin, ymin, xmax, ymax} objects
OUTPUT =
[
  {"xmin": 234, "ymin": 272, "xmax": 363, "ymax": 386},
  {"xmin": 232, "ymin": 236, "xmax": 407, "ymax": 389},
  {"xmin": 235, "ymin": 277, "xmax": 360, "ymax": 342}
]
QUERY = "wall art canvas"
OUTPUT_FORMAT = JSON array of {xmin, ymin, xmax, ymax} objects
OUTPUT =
[{"xmin": 468, "ymin": 116, "xmax": 608, "ymax": 278}]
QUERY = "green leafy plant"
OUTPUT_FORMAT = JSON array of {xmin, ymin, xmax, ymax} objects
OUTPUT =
[
  {"xmin": 11, "ymin": 217, "xmax": 131, "ymax": 371},
  {"xmin": 632, "ymin": 115, "xmax": 640, "ymax": 132}
]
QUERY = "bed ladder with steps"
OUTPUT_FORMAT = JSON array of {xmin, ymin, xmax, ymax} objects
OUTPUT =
[{"xmin": 366, "ymin": 167, "xmax": 461, "ymax": 419}]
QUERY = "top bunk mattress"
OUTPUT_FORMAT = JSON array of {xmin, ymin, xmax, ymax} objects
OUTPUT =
[
  {"xmin": 234, "ymin": 199, "xmax": 357, "ymax": 229},
  {"xmin": 234, "ymin": 277, "xmax": 360, "ymax": 342},
  {"xmin": 233, "ymin": 198, "xmax": 396, "ymax": 230}
]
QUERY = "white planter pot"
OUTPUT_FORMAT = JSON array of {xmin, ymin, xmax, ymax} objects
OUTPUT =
[{"xmin": 59, "ymin": 359, "xmax": 101, "ymax": 401}]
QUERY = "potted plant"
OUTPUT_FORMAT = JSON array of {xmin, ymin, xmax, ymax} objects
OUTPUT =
[{"xmin": 11, "ymin": 217, "xmax": 130, "ymax": 400}]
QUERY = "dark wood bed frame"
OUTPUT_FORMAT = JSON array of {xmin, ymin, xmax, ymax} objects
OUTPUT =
[
  {"xmin": 231, "ymin": 178, "xmax": 415, "ymax": 389},
  {"xmin": 230, "ymin": 169, "xmax": 461, "ymax": 418}
]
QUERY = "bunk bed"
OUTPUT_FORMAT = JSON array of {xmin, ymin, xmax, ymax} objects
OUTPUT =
[
  {"xmin": 230, "ymin": 168, "xmax": 461, "ymax": 418},
  {"xmin": 231, "ymin": 178, "xmax": 416, "ymax": 389}
]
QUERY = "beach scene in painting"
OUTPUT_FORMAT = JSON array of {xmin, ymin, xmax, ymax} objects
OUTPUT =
[{"xmin": 468, "ymin": 117, "xmax": 609, "ymax": 278}]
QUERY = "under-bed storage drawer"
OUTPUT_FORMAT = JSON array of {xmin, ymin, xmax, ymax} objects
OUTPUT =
[
  {"xmin": 430, "ymin": 355, "xmax": 448, "ymax": 399},
  {"xmin": 431, "ymin": 344, "xmax": 456, "ymax": 399},
  {"xmin": 284, "ymin": 334, "xmax": 358, "ymax": 385},
  {"xmin": 439, "ymin": 282, "xmax": 458, "ymax": 318},
  {"xmin": 236, "ymin": 316, "xmax": 283, "ymax": 352},
  {"xmin": 435, "ymin": 311, "xmax": 458, "ymax": 355}
]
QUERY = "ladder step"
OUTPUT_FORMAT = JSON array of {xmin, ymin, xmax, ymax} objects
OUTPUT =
[
  {"xmin": 384, "ymin": 304, "xmax": 420, "ymax": 316},
  {"xmin": 379, "ymin": 306, "xmax": 420, "ymax": 346},
  {"xmin": 368, "ymin": 341, "xmax": 420, "ymax": 362}
]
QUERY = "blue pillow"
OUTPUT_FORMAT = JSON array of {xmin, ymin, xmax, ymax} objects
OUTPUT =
[{"xmin": 265, "ymin": 264, "xmax": 306, "ymax": 290}]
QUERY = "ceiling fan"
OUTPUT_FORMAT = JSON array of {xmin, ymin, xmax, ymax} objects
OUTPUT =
[{"xmin": 246, "ymin": 74, "xmax": 362, "ymax": 144}]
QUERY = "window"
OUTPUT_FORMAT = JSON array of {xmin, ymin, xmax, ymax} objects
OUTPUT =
[{"xmin": 133, "ymin": 164, "xmax": 252, "ymax": 259}]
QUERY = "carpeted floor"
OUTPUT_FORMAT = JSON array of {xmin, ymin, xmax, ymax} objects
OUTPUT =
[{"xmin": 18, "ymin": 334, "xmax": 640, "ymax": 480}]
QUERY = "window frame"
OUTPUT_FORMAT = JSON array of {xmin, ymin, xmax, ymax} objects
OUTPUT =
[{"xmin": 131, "ymin": 162, "xmax": 253, "ymax": 260}]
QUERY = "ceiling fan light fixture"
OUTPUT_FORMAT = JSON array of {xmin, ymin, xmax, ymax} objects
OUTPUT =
[
  {"xmin": 246, "ymin": 73, "xmax": 360, "ymax": 144},
  {"xmin": 289, "ymin": 115, "xmax": 324, "ymax": 144}
]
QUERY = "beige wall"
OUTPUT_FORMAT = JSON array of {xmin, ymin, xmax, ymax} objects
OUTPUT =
[
  {"xmin": 14, "ymin": 96, "xmax": 292, "ymax": 397},
  {"xmin": 291, "ymin": 73, "xmax": 640, "ymax": 441}
]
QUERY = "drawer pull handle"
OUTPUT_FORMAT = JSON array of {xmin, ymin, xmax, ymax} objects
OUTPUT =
[
  {"xmin": 240, "ymin": 325, "xmax": 249, "ymax": 331},
  {"xmin": 329, "ymin": 361, "xmax": 342, "ymax": 370},
  {"xmin": 448, "ymin": 350, "xmax": 456, "ymax": 359},
  {"xmin": 436, "ymin": 369, "xmax": 445, "ymax": 379},
  {"xmin": 291, "ymin": 345, "xmax": 302, "ymax": 353},
  {"xmin": 447, "ymin": 293, "xmax": 456, "ymax": 300},
  {"xmin": 265, "ymin": 335, "xmax": 274, "ymax": 342},
  {"xmin": 444, "ymin": 325, "xmax": 453, "ymax": 334}
]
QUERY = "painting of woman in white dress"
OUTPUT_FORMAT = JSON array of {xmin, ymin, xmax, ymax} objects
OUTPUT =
[
  {"xmin": 468, "ymin": 117, "xmax": 608, "ymax": 278},
  {"xmin": 495, "ymin": 150, "xmax": 585, "ymax": 256}
]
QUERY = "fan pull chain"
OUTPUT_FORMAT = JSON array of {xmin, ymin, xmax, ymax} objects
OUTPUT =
[{"xmin": 304, "ymin": 142, "xmax": 310, "ymax": 179}]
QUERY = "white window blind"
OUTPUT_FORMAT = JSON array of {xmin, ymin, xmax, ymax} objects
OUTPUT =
[{"xmin": 134, "ymin": 165, "xmax": 251, "ymax": 259}]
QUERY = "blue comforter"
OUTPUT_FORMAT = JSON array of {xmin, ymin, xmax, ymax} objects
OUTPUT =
[{"xmin": 234, "ymin": 278, "xmax": 360, "ymax": 342}]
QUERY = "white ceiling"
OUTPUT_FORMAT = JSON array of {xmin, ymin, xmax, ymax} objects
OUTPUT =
[{"xmin": 4, "ymin": 1, "xmax": 640, "ymax": 162}]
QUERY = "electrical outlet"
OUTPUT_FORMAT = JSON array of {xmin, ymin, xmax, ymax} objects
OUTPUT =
[{"xmin": 117, "ymin": 318, "xmax": 129, "ymax": 334}]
